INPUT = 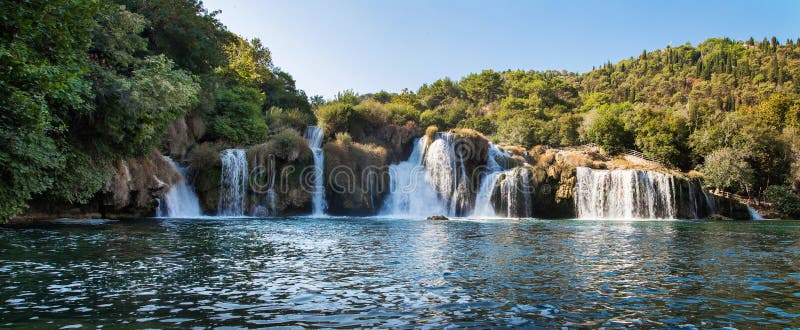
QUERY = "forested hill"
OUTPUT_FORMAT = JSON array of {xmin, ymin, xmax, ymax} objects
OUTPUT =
[
  {"xmin": 1, "ymin": 0, "xmax": 314, "ymax": 220},
  {"xmin": 320, "ymin": 37, "xmax": 800, "ymax": 203}
]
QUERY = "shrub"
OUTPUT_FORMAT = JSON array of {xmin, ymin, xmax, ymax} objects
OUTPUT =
[
  {"xmin": 425, "ymin": 126, "xmax": 439, "ymax": 143},
  {"xmin": 765, "ymin": 185, "xmax": 800, "ymax": 217},
  {"xmin": 458, "ymin": 116, "xmax": 497, "ymax": 136},
  {"xmin": 316, "ymin": 101, "xmax": 356, "ymax": 136},
  {"xmin": 266, "ymin": 107, "xmax": 315, "ymax": 132},
  {"xmin": 205, "ymin": 85, "xmax": 269, "ymax": 144}
]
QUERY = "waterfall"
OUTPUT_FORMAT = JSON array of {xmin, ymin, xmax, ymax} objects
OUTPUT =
[
  {"xmin": 218, "ymin": 149, "xmax": 248, "ymax": 216},
  {"xmin": 305, "ymin": 126, "xmax": 327, "ymax": 216},
  {"xmin": 495, "ymin": 167, "xmax": 533, "ymax": 218},
  {"xmin": 381, "ymin": 132, "xmax": 485, "ymax": 217},
  {"xmin": 701, "ymin": 189, "xmax": 717, "ymax": 214},
  {"xmin": 687, "ymin": 181, "xmax": 700, "ymax": 219},
  {"xmin": 422, "ymin": 132, "xmax": 472, "ymax": 216},
  {"xmin": 472, "ymin": 144, "xmax": 511, "ymax": 217},
  {"xmin": 381, "ymin": 137, "xmax": 446, "ymax": 216},
  {"xmin": 575, "ymin": 167, "xmax": 677, "ymax": 219},
  {"xmin": 159, "ymin": 156, "xmax": 202, "ymax": 217},
  {"xmin": 748, "ymin": 206, "xmax": 765, "ymax": 220}
]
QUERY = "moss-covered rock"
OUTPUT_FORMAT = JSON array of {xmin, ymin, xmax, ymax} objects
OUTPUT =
[
  {"xmin": 247, "ymin": 129, "xmax": 313, "ymax": 215},
  {"xmin": 187, "ymin": 142, "xmax": 224, "ymax": 213},
  {"xmin": 490, "ymin": 163, "xmax": 575, "ymax": 219},
  {"xmin": 323, "ymin": 135, "xmax": 390, "ymax": 215}
]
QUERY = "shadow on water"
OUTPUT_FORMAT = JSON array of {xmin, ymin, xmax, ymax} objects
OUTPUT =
[{"xmin": 0, "ymin": 217, "xmax": 799, "ymax": 327}]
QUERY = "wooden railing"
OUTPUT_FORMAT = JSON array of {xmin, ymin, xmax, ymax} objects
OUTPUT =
[
  {"xmin": 707, "ymin": 190, "xmax": 770, "ymax": 207},
  {"xmin": 578, "ymin": 143, "xmax": 675, "ymax": 169}
]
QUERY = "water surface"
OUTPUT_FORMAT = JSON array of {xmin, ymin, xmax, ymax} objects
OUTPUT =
[{"xmin": 1, "ymin": 218, "xmax": 799, "ymax": 328}]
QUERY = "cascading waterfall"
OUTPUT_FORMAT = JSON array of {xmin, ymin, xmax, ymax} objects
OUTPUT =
[
  {"xmin": 381, "ymin": 137, "xmax": 446, "ymax": 216},
  {"xmin": 472, "ymin": 144, "xmax": 511, "ymax": 217},
  {"xmin": 748, "ymin": 206, "xmax": 765, "ymax": 220},
  {"xmin": 575, "ymin": 167, "xmax": 676, "ymax": 219},
  {"xmin": 701, "ymin": 189, "xmax": 716, "ymax": 214},
  {"xmin": 218, "ymin": 149, "xmax": 248, "ymax": 216},
  {"xmin": 423, "ymin": 133, "xmax": 472, "ymax": 216},
  {"xmin": 305, "ymin": 126, "xmax": 327, "ymax": 216},
  {"xmin": 158, "ymin": 156, "xmax": 202, "ymax": 217},
  {"xmin": 497, "ymin": 167, "xmax": 533, "ymax": 218}
]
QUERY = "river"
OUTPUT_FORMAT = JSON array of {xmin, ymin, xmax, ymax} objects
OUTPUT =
[{"xmin": 1, "ymin": 217, "xmax": 799, "ymax": 327}]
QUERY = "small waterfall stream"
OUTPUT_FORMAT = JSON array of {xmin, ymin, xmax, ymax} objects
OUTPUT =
[
  {"xmin": 158, "ymin": 156, "xmax": 202, "ymax": 217},
  {"xmin": 748, "ymin": 206, "xmax": 765, "ymax": 220},
  {"xmin": 575, "ymin": 167, "xmax": 676, "ymax": 219},
  {"xmin": 472, "ymin": 144, "xmax": 511, "ymax": 217},
  {"xmin": 218, "ymin": 149, "xmax": 248, "ymax": 216},
  {"xmin": 305, "ymin": 126, "xmax": 327, "ymax": 216}
]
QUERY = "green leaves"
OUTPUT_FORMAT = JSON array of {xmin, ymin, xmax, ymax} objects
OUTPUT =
[{"xmin": 205, "ymin": 85, "xmax": 269, "ymax": 144}]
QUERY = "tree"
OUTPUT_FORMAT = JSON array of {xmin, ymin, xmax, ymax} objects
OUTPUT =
[
  {"xmin": 583, "ymin": 104, "xmax": 634, "ymax": 154},
  {"xmin": 460, "ymin": 70, "xmax": 503, "ymax": 103},
  {"xmin": 701, "ymin": 147, "xmax": 755, "ymax": 194},
  {"xmin": 765, "ymin": 185, "xmax": 800, "ymax": 217},
  {"xmin": 120, "ymin": 0, "xmax": 232, "ymax": 74},
  {"xmin": 205, "ymin": 85, "xmax": 269, "ymax": 144},
  {"xmin": 0, "ymin": 0, "xmax": 100, "ymax": 220}
]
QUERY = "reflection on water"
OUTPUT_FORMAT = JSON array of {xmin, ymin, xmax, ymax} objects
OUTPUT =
[{"xmin": 1, "ymin": 218, "xmax": 799, "ymax": 327}]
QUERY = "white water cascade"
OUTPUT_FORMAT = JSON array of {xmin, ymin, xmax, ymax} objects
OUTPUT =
[
  {"xmin": 497, "ymin": 167, "xmax": 534, "ymax": 218},
  {"xmin": 158, "ymin": 156, "xmax": 202, "ymax": 217},
  {"xmin": 748, "ymin": 206, "xmax": 765, "ymax": 220},
  {"xmin": 305, "ymin": 126, "xmax": 327, "ymax": 216},
  {"xmin": 218, "ymin": 149, "xmax": 248, "ymax": 216},
  {"xmin": 471, "ymin": 144, "xmax": 511, "ymax": 217},
  {"xmin": 423, "ymin": 133, "xmax": 473, "ymax": 216},
  {"xmin": 575, "ymin": 167, "xmax": 677, "ymax": 219},
  {"xmin": 380, "ymin": 137, "xmax": 446, "ymax": 217}
]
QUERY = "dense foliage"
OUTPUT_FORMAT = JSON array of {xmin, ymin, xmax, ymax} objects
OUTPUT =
[
  {"xmin": 0, "ymin": 0, "xmax": 312, "ymax": 221},
  {"xmin": 321, "ymin": 37, "xmax": 800, "ymax": 203}
]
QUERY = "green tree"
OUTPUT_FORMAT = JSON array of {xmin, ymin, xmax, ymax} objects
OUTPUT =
[
  {"xmin": 460, "ymin": 70, "xmax": 503, "ymax": 103},
  {"xmin": 701, "ymin": 147, "xmax": 755, "ymax": 194},
  {"xmin": 0, "ymin": 0, "xmax": 100, "ymax": 220},
  {"xmin": 583, "ymin": 104, "xmax": 634, "ymax": 154},
  {"xmin": 765, "ymin": 185, "xmax": 800, "ymax": 217},
  {"xmin": 205, "ymin": 85, "xmax": 269, "ymax": 144}
]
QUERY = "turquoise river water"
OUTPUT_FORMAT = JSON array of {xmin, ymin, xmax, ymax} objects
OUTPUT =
[{"xmin": 1, "ymin": 217, "xmax": 799, "ymax": 328}]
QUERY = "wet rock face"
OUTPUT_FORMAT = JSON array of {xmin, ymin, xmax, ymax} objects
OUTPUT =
[
  {"xmin": 187, "ymin": 142, "xmax": 224, "ymax": 213},
  {"xmin": 100, "ymin": 150, "xmax": 181, "ymax": 218},
  {"xmin": 247, "ymin": 130, "xmax": 314, "ymax": 216},
  {"xmin": 490, "ymin": 164, "xmax": 576, "ymax": 219},
  {"xmin": 323, "ymin": 139, "xmax": 390, "ymax": 215},
  {"xmin": 375, "ymin": 124, "xmax": 420, "ymax": 163}
]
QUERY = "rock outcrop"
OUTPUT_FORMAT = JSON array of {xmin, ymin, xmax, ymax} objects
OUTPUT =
[{"xmin": 323, "ymin": 136, "xmax": 390, "ymax": 215}]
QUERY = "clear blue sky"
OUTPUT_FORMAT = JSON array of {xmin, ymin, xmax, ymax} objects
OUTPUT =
[{"xmin": 203, "ymin": 0, "xmax": 799, "ymax": 99}]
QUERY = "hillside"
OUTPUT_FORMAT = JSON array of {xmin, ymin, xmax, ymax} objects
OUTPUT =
[{"xmin": 324, "ymin": 37, "xmax": 800, "ymax": 206}]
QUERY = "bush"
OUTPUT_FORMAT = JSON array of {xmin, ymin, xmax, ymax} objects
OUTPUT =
[
  {"xmin": 765, "ymin": 185, "xmax": 800, "ymax": 217},
  {"xmin": 459, "ymin": 116, "xmax": 498, "ymax": 136},
  {"xmin": 266, "ymin": 107, "xmax": 315, "ymax": 132},
  {"xmin": 316, "ymin": 101, "xmax": 356, "ymax": 136},
  {"xmin": 205, "ymin": 85, "xmax": 269, "ymax": 144},
  {"xmin": 248, "ymin": 129, "xmax": 311, "ymax": 164}
]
